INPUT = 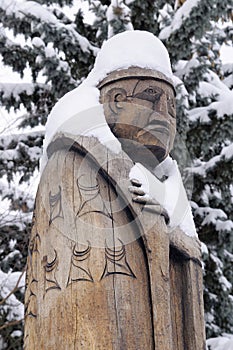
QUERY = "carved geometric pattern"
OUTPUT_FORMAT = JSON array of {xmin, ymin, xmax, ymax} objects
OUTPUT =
[
  {"xmin": 25, "ymin": 232, "xmax": 41, "ymax": 318},
  {"xmin": 100, "ymin": 239, "xmax": 136, "ymax": 280},
  {"xmin": 28, "ymin": 232, "xmax": 41, "ymax": 256},
  {"xmin": 76, "ymin": 175, "xmax": 112, "ymax": 220},
  {"xmin": 25, "ymin": 279, "xmax": 38, "ymax": 318},
  {"xmin": 49, "ymin": 185, "xmax": 64, "ymax": 225},
  {"xmin": 43, "ymin": 249, "xmax": 61, "ymax": 295},
  {"xmin": 67, "ymin": 241, "xmax": 94, "ymax": 286}
]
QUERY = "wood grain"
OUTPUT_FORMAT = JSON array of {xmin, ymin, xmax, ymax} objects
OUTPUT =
[{"xmin": 24, "ymin": 135, "xmax": 206, "ymax": 349}]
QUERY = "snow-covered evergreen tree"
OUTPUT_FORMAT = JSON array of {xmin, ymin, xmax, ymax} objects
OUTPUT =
[
  {"xmin": 157, "ymin": 0, "xmax": 233, "ymax": 337},
  {"xmin": 0, "ymin": 0, "xmax": 232, "ymax": 347}
]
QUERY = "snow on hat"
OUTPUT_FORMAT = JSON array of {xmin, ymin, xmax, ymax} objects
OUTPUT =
[{"xmin": 90, "ymin": 30, "xmax": 173, "ymax": 86}]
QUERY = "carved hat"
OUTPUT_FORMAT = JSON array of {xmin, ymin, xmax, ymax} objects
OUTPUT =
[{"xmin": 98, "ymin": 67, "xmax": 175, "ymax": 94}]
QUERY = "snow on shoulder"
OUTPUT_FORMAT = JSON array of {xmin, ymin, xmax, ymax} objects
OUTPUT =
[
  {"xmin": 42, "ymin": 30, "xmax": 173, "ymax": 170},
  {"xmin": 129, "ymin": 157, "xmax": 197, "ymax": 237}
]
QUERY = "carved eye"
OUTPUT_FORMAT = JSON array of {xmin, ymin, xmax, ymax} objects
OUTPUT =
[
  {"xmin": 134, "ymin": 86, "xmax": 162, "ymax": 103},
  {"xmin": 145, "ymin": 87, "xmax": 158, "ymax": 94}
]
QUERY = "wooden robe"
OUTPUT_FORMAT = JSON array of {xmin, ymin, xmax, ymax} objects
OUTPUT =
[{"xmin": 24, "ymin": 135, "xmax": 205, "ymax": 350}]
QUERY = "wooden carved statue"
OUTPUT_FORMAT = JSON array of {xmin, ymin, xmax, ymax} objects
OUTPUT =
[{"xmin": 24, "ymin": 31, "xmax": 206, "ymax": 350}]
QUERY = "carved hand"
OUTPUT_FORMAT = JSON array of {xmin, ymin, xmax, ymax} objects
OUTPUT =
[
  {"xmin": 129, "ymin": 178, "xmax": 161, "ymax": 205},
  {"xmin": 128, "ymin": 178, "xmax": 169, "ymax": 223}
]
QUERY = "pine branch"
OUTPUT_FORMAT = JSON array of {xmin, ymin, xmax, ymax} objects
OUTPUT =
[
  {"xmin": 0, "ymin": 267, "xmax": 25, "ymax": 306},
  {"xmin": 0, "ymin": 318, "xmax": 24, "ymax": 331}
]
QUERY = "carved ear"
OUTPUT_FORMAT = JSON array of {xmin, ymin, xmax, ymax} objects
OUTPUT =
[{"xmin": 107, "ymin": 88, "xmax": 127, "ymax": 114}]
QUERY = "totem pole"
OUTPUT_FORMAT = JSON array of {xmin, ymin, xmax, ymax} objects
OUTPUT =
[{"xmin": 24, "ymin": 31, "xmax": 206, "ymax": 350}]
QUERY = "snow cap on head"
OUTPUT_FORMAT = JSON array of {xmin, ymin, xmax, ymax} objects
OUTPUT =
[
  {"xmin": 42, "ymin": 31, "xmax": 174, "ymax": 173},
  {"xmin": 91, "ymin": 30, "xmax": 173, "ymax": 84}
]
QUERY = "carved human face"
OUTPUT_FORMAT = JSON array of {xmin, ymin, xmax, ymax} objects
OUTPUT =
[{"xmin": 100, "ymin": 77, "xmax": 176, "ymax": 167}]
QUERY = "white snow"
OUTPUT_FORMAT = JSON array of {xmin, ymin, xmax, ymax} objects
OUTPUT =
[
  {"xmin": 210, "ymin": 253, "xmax": 223, "ymax": 271},
  {"xmin": 195, "ymin": 206, "xmax": 233, "ymax": 233},
  {"xmin": 0, "ymin": 168, "xmax": 39, "ymax": 230},
  {"xmin": 41, "ymin": 84, "xmax": 122, "ymax": 171},
  {"xmin": 201, "ymin": 242, "xmax": 208, "ymax": 256},
  {"xmin": 221, "ymin": 143, "xmax": 233, "ymax": 160},
  {"xmin": 9, "ymin": 239, "xmax": 17, "ymax": 251},
  {"xmin": 44, "ymin": 45, "xmax": 56, "ymax": 58},
  {"xmin": 31, "ymin": 36, "xmax": 45, "ymax": 48},
  {"xmin": 220, "ymin": 44, "xmax": 233, "ymax": 64},
  {"xmin": 159, "ymin": 0, "xmax": 201, "ymax": 40},
  {"xmin": 171, "ymin": 75, "xmax": 189, "ymax": 108},
  {"xmin": 42, "ymin": 30, "xmax": 173, "ymax": 170},
  {"xmin": 207, "ymin": 334, "xmax": 233, "ymax": 350},
  {"xmin": 0, "ymin": 82, "xmax": 49, "ymax": 100},
  {"xmin": 196, "ymin": 207, "xmax": 227, "ymax": 224},
  {"xmin": 216, "ymin": 220, "xmax": 233, "ymax": 233},
  {"xmin": 90, "ymin": 30, "xmax": 173, "ymax": 83},
  {"xmin": 129, "ymin": 156, "xmax": 197, "ymax": 237},
  {"xmin": 125, "ymin": 0, "xmax": 135, "ymax": 4},
  {"xmin": 219, "ymin": 275, "xmax": 232, "ymax": 292},
  {"xmin": 11, "ymin": 330, "xmax": 22, "ymax": 338},
  {"xmin": 191, "ymin": 144, "xmax": 233, "ymax": 177},
  {"xmin": 158, "ymin": 4, "xmax": 173, "ymax": 28},
  {"xmin": 0, "ymin": 0, "xmax": 98, "ymax": 55},
  {"xmin": 0, "ymin": 269, "xmax": 25, "ymax": 322},
  {"xmin": 223, "ymin": 74, "xmax": 233, "ymax": 89},
  {"xmin": 189, "ymin": 69, "xmax": 233, "ymax": 124}
]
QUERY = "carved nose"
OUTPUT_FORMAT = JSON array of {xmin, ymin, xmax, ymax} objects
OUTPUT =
[{"xmin": 156, "ymin": 93, "xmax": 168, "ymax": 114}]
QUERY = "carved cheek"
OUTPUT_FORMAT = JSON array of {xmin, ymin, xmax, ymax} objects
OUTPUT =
[
  {"xmin": 168, "ymin": 121, "xmax": 176, "ymax": 148},
  {"xmin": 167, "ymin": 95, "xmax": 176, "ymax": 119},
  {"xmin": 128, "ymin": 101, "xmax": 152, "ymax": 129},
  {"xmin": 170, "ymin": 116, "xmax": 176, "ymax": 130},
  {"xmin": 116, "ymin": 102, "xmax": 141, "ymax": 127}
]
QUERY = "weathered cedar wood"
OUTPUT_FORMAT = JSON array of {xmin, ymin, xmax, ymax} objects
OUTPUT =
[{"xmin": 24, "ymin": 136, "xmax": 205, "ymax": 349}]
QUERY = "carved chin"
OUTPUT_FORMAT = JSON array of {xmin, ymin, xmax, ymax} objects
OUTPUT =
[
  {"xmin": 146, "ymin": 145, "xmax": 167, "ymax": 163},
  {"xmin": 119, "ymin": 138, "xmax": 167, "ymax": 166}
]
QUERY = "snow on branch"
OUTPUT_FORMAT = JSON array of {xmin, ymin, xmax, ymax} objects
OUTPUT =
[
  {"xmin": 189, "ymin": 69, "xmax": 233, "ymax": 123},
  {"xmin": 106, "ymin": 0, "xmax": 133, "ymax": 38},
  {"xmin": 0, "ymin": 268, "xmax": 25, "ymax": 326},
  {"xmin": 0, "ymin": 0, "xmax": 98, "ymax": 55},
  {"xmin": 0, "ymin": 28, "xmax": 33, "ymax": 77},
  {"xmin": 159, "ymin": 0, "xmax": 202, "ymax": 40},
  {"xmin": 190, "ymin": 144, "xmax": 233, "ymax": 177},
  {"xmin": 0, "ymin": 82, "xmax": 49, "ymax": 101}
]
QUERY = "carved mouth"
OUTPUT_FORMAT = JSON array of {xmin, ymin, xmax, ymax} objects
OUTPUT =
[
  {"xmin": 146, "ymin": 126, "xmax": 170, "ymax": 135},
  {"xmin": 145, "ymin": 120, "xmax": 169, "ymax": 133},
  {"xmin": 137, "ymin": 126, "xmax": 170, "ymax": 139},
  {"xmin": 145, "ymin": 120, "xmax": 170, "ymax": 135}
]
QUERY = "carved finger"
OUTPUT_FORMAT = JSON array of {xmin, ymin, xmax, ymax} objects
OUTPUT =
[
  {"xmin": 132, "ymin": 196, "xmax": 148, "ymax": 204},
  {"xmin": 130, "ymin": 178, "xmax": 142, "ymax": 187},
  {"xmin": 128, "ymin": 186, "xmax": 145, "ymax": 196},
  {"xmin": 133, "ymin": 195, "xmax": 160, "ymax": 206}
]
